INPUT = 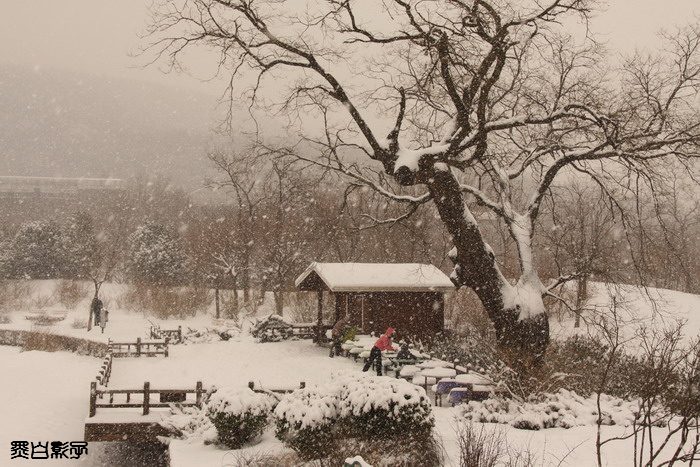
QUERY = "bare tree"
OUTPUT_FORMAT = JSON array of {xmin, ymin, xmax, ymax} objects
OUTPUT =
[
  {"xmin": 146, "ymin": 1, "xmax": 700, "ymax": 362},
  {"xmin": 86, "ymin": 226, "xmax": 123, "ymax": 332},
  {"xmin": 542, "ymin": 182, "xmax": 622, "ymax": 327},
  {"xmin": 208, "ymin": 149, "xmax": 266, "ymax": 303}
]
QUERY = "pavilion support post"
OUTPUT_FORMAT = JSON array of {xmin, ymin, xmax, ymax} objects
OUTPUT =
[{"xmin": 316, "ymin": 290, "xmax": 323, "ymax": 343}]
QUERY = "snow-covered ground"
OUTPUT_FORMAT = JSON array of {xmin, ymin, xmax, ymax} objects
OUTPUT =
[
  {"xmin": 2, "ymin": 279, "xmax": 699, "ymax": 466},
  {"xmin": 0, "ymin": 346, "xmax": 97, "ymax": 466},
  {"xmin": 551, "ymin": 282, "xmax": 700, "ymax": 345},
  {"xmin": 108, "ymin": 337, "xmax": 358, "ymax": 389}
]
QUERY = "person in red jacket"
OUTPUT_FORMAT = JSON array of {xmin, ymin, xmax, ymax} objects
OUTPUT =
[{"xmin": 362, "ymin": 327, "xmax": 396, "ymax": 376}]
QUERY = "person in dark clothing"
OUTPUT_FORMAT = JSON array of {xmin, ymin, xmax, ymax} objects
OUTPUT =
[
  {"xmin": 90, "ymin": 297, "xmax": 103, "ymax": 329},
  {"xmin": 329, "ymin": 315, "xmax": 350, "ymax": 358},
  {"xmin": 362, "ymin": 327, "xmax": 396, "ymax": 376},
  {"xmin": 395, "ymin": 341, "xmax": 416, "ymax": 361},
  {"xmin": 99, "ymin": 307, "xmax": 109, "ymax": 334}
]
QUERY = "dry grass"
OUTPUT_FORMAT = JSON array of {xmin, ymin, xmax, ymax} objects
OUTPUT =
[
  {"xmin": 55, "ymin": 280, "xmax": 89, "ymax": 309},
  {"xmin": 287, "ymin": 292, "xmax": 334, "ymax": 323},
  {"xmin": 117, "ymin": 284, "xmax": 212, "ymax": 318},
  {"xmin": 0, "ymin": 280, "xmax": 35, "ymax": 312},
  {"xmin": 257, "ymin": 434, "xmax": 443, "ymax": 467},
  {"xmin": 31, "ymin": 293, "xmax": 55, "ymax": 310},
  {"xmin": 71, "ymin": 317, "xmax": 88, "ymax": 329},
  {"xmin": 456, "ymin": 423, "xmax": 539, "ymax": 467}
]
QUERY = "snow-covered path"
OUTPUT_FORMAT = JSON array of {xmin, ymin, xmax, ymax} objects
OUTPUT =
[
  {"xmin": 1, "ymin": 346, "xmax": 98, "ymax": 465},
  {"xmin": 108, "ymin": 336, "xmax": 360, "ymax": 389}
]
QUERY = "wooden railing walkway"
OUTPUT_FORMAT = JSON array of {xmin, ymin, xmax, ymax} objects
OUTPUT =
[
  {"xmin": 108, "ymin": 338, "xmax": 169, "ymax": 357},
  {"xmin": 89, "ymin": 381, "xmax": 204, "ymax": 416}
]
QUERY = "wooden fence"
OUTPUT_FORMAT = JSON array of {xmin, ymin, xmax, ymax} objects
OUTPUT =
[
  {"xmin": 108, "ymin": 338, "xmax": 169, "ymax": 357},
  {"xmin": 89, "ymin": 381, "xmax": 204, "ymax": 416},
  {"xmin": 95, "ymin": 353, "xmax": 113, "ymax": 387},
  {"xmin": 149, "ymin": 325, "xmax": 182, "ymax": 344}
]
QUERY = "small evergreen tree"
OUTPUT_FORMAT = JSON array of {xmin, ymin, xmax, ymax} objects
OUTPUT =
[
  {"xmin": 7, "ymin": 220, "xmax": 67, "ymax": 279},
  {"xmin": 126, "ymin": 222, "xmax": 188, "ymax": 286},
  {"xmin": 63, "ymin": 212, "xmax": 100, "ymax": 280}
]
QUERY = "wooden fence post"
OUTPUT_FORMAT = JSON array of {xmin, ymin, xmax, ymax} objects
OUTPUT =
[
  {"xmin": 195, "ymin": 381, "xmax": 203, "ymax": 408},
  {"xmin": 136, "ymin": 337, "xmax": 141, "ymax": 357},
  {"xmin": 178, "ymin": 325, "xmax": 182, "ymax": 343},
  {"xmin": 164, "ymin": 340, "xmax": 169, "ymax": 358},
  {"xmin": 89, "ymin": 381, "xmax": 97, "ymax": 417},
  {"xmin": 143, "ymin": 381, "xmax": 150, "ymax": 415}
]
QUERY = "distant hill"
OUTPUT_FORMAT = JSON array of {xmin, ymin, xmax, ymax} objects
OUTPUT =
[{"xmin": 0, "ymin": 64, "xmax": 222, "ymax": 189}]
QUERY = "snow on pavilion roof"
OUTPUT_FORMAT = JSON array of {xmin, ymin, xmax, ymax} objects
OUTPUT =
[{"xmin": 294, "ymin": 262, "xmax": 455, "ymax": 293}]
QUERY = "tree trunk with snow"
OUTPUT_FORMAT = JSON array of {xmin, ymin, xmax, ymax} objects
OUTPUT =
[{"xmin": 427, "ymin": 169, "xmax": 549, "ymax": 363}]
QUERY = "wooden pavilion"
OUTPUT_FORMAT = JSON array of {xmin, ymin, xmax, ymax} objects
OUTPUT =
[{"xmin": 295, "ymin": 262, "xmax": 455, "ymax": 340}]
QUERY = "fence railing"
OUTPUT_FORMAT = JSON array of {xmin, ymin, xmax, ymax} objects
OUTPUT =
[
  {"xmin": 95, "ymin": 353, "xmax": 113, "ymax": 387},
  {"xmin": 149, "ymin": 325, "xmax": 182, "ymax": 344},
  {"xmin": 108, "ymin": 338, "xmax": 169, "ymax": 357},
  {"xmin": 89, "ymin": 381, "xmax": 204, "ymax": 416}
]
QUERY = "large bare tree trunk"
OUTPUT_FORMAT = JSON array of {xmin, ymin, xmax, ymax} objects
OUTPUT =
[
  {"xmin": 427, "ymin": 170, "xmax": 549, "ymax": 364},
  {"xmin": 273, "ymin": 291, "xmax": 284, "ymax": 316},
  {"xmin": 215, "ymin": 288, "xmax": 220, "ymax": 319}
]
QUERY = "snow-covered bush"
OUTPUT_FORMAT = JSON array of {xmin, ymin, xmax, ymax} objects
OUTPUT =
[
  {"xmin": 274, "ymin": 384, "xmax": 340, "ymax": 458},
  {"xmin": 206, "ymin": 387, "xmax": 277, "ymax": 448},
  {"xmin": 337, "ymin": 374, "xmax": 434, "ymax": 439},
  {"xmin": 460, "ymin": 389, "xmax": 654, "ymax": 430},
  {"xmin": 274, "ymin": 373, "xmax": 434, "ymax": 459},
  {"xmin": 161, "ymin": 405, "xmax": 218, "ymax": 444},
  {"xmin": 251, "ymin": 314, "xmax": 294, "ymax": 342}
]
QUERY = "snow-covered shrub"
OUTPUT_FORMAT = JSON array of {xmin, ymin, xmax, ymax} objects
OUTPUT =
[
  {"xmin": 460, "ymin": 389, "xmax": 651, "ymax": 430},
  {"xmin": 161, "ymin": 405, "xmax": 218, "ymax": 444},
  {"xmin": 337, "ymin": 374, "xmax": 434, "ymax": 439},
  {"xmin": 274, "ymin": 374, "xmax": 435, "ymax": 460},
  {"xmin": 251, "ymin": 314, "xmax": 294, "ymax": 342},
  {"xmin": 206, "ymin": 387, "xmax": 276, "ymax": 448},
  {"xmin": 274, "ymin": 384, "xmax": 340, "ymax": 458}
]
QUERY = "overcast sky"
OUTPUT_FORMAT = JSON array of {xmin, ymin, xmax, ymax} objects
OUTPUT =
[
  {"xmin": 0, "ymin": 0, "xmax": 697, "ymax": 184},
  {"xmin": 1, "ymin": 1, "xmax": 698, "ymax": 92}
]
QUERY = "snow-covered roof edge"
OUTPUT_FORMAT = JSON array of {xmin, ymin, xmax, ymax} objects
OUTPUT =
[{"xmin": 294, "ymin": 262, "xmax": 455, "ymax": 293}]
